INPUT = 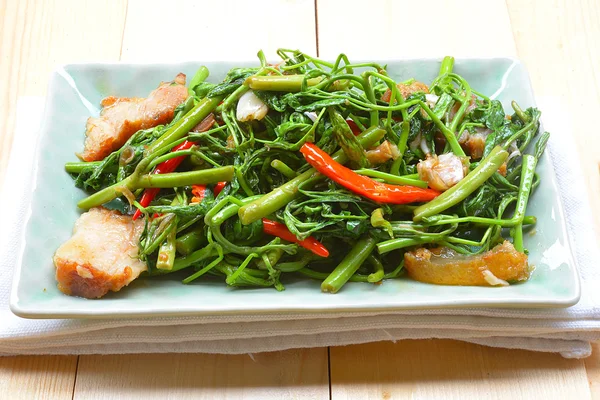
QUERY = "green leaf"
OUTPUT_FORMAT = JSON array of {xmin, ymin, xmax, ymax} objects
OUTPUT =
[
  {"xmin": 471, "ymin": 100, "xmax": 505, "ymax": 130},
  {"xmin": 432, "ymin": 92, "xmax": 454, "ymax": 120},
  {"xmin": 193, "ymin": 82, "xmax": 215, "ymax": 98}
]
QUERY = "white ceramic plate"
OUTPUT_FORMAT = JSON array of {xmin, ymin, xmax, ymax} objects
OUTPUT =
[{"xmin": 10, "ymin": 58, "xmax": 580, "ymax": 318}]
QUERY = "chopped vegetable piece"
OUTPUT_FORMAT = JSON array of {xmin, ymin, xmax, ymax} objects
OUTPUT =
[{"xmin": 262, "ymin": 218, "xmax": 329, "ymax": 257}]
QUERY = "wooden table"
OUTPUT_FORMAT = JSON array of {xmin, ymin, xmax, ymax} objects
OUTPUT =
[{"xmin": 1, "ymin": 0, "xmax": 599, "ymax": 398}]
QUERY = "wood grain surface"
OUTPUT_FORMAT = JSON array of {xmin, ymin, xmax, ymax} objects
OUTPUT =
[
  {"xmin": 330, "ymin": 340, "xmax": 591, "ymax": 400},
  {"xmin": 0, "ymin": 356, "xmax": 77, "ymax": 400},
  {"xmin": 74, "ymin": 349, "xmax": 329, "ymax": 400},
  {"xmin": 0, "ymin": 0, "xmax": 599, "ymax": 399}
]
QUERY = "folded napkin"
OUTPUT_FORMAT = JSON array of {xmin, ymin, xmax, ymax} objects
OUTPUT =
[{"xmin": 1, "ymin": 97, "xmax": 599, "ymax": 358}]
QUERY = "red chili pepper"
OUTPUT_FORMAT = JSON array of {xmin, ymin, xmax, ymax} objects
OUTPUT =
[
  {"xmin": 191, "ymin": 184, "xmax": 207, "ymax": 203},
  {"xmin": 132, "ymin": 140, "xmax": 195, "ymax": 220},
  {"xmin": 213, "ymin": 181, "xmax": 227, "ymax": 196},
  {"xmin": 300, "ymin": 143, "xmax": 440, "ymax": 204},
  {"xmin": 262, "ymin": 218, "xmax": 329, "ymax": 258},
  {"xmin": 346, "ymin": 119, "xmax": 361, "ymax": 136}
]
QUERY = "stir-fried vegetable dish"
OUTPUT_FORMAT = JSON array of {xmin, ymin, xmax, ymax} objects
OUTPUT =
[{"xmin": 54, "ymin": 50, "xmax": 548, "ymax": 298}]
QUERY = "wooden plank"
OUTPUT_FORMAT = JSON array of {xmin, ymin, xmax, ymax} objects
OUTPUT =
[
  {"xmin": 507, "ymin": 0, "xmax": 600, "ymax": 390},
  {"xmin": 0, "ymin": 356, "xmax": 78, "ymax": 400},
  {"xmin": 505, "ymin": 0, "xmax": 600, "ymax": 244},
  {"xmin": 585, "ymin": 343, "xmax": 600, "ymax": 399},
  {"xmin": 120, "ymin": 0, "xmax": 317, "ymax": 62},
  {"xmin": 0, "ymin": 0, "xmax": 126, "ymax": 398},
  {"xmin": 507, "ymin": 0, "xmax": 600, "ymax": 386},
  {"xmin": 316, "ymin": 0, "xmax": 517, "ymax": 59},
  {"xmin": 74, "ymin": 349, "xmax": 329, "ymax": 400},
  {"xmin": 330, "ymin": 340, "xmax": 591, "ymax": 400},
  {"xmin": 0, "ymin": 0, "xmax": 128, "ymax": 189}
]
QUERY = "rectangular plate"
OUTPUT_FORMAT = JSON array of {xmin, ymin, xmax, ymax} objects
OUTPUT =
[{"xmin": 10, "ymin": 58, "xmax": 580, "ymax": 318}]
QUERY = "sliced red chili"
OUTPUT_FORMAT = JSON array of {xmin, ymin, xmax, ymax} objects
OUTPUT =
[
  {"xmin": 300, "ymin": 143, "xmax": 440, "ymax": 204},
  {"xmin": 213, "ymin": 181, "xmax": 227, "ymax": 196},
  {"xmin": 262, "ymin": 218, "xmax": 329, "ymax": 258},
  {"xmin": 191, "ymin": 184, "xmax": 207, "ymax": 203}
]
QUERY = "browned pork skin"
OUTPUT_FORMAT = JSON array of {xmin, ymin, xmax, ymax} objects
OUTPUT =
[{"xmin": 404, "ymin": 241, "xmax": 529, "ymax": 286}]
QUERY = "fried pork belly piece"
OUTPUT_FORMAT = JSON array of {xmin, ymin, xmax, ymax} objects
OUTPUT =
[
  {"xmin": 79, "ymin": 73, "xmax": 188, "ymax": 162},
  {"xmin": 448, "ymin": 93, "xmax": 477, "ymax": 121},
  {"xmin": 53, "ymin": 207, "xmax": 147, "ymax": 298},
  {"xmin": 404, "ymin": 241, "xmax": 530, "ymax": 286},
  {"xmin": 458, "ymin": 126, "xmax": 492, "ymax": 160},
  {"xmin": 381, "ymin": 81, "xmax": 429, "ymax": 102}
]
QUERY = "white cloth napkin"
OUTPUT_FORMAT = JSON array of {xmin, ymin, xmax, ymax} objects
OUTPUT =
[{"xmin": 1, "ymin": 97, "xmax": 599, "ymax": 359}]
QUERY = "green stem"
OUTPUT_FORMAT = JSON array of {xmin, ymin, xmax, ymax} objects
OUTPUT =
[
  {"xmin": 377, "ymin": 238, "xmax": 429, "ymax": 254},
  {"xmin": 511, "ymin": 154, "xmax": 537, "ymax": 252},
  {"xmin": 423, "ymin": 214, "xmax": 538, "ymax": 228},
  {"xmin": 366, "ymin": 254, "xmax": 384, "ymax": 283},
  {"xmin": 188, "ymin": 66, "xmax": 210, "ymax": 95},
  {"xmin": 354, "ymin": 169, "xmax": 428, "ymax": 188},
  {"xmin": 147, "ymin": 149, "xmax": 196, "ymax": 169},
  {"xmin": 298, "ymin": 260, "xmax": 404, "ymax": 283},
  {"xmin": 513, "ymin": 223, "xmax": 524, "ymax": 253},
  {"xmin": 511, "ymin": 100, "xmax": 529, "ymax": 123},
  {"xmin": 176, "ymin": 227, "xmax": 206, "ymax": 255},
  {"xmin": 77, "ymin": 175, "xmax": 135, "ymax": 209},
  {"xmin": 321, "ymin": 236, "xmax": 377, "ymax": 293},
  {"xmin": 171, "ymin": 244, "xmax": 218, "ymax": 272},
  {"xmin": 234, "ymin": 167, "xmax": 255, "ymax": 196},
  {"xmin": 65, "ymin": 161, "xmax": 102, "ymax": 173},
  {"xmin": 182, "ymin": 247, "xmax": 224, "ymax": 284},
  {"xmin": 361, "ymin": 72, "xmax": 380, "ymax": 127},
  {"xmin": 271, "ymin": 159, "xmax": 298, "ymax": 178},
  {"xmin": 439, "ymin": 56, "xmax": 455, "ymax": 77},
  {"xmin": 136, "ymin": 166, "xmax": 234, "ymax": 188},
  {"xmin": 245, "ymin": 75, "xmax": 322, "ymax": 92},
  {"xmin": 503, "ymin": 116, "xmax": 539, "ymax": 149},
  {"xmin": 156, "ymin": 225, "xmax": 177, "ymax": 270},
  {"xmin": 276, "ymin": 254, "xmax": 314, "ymax": 272}
]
